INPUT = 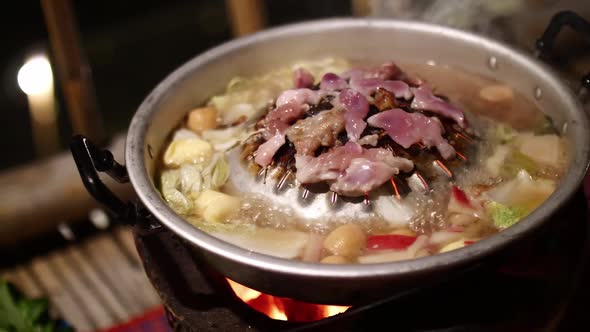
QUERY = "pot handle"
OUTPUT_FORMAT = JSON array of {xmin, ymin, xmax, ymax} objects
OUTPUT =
[
  {"xmin": 535, "ymin": 10, "xmax": 590, "ymax": 102},
  {"xmin": 70, "ymin": 134, "xmax": 138, "ymax": 224}
]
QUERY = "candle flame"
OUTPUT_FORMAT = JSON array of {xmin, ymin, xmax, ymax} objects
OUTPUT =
[{"xmin": 17, "ymin": 55, "xmax": 54, "ymax": 96}]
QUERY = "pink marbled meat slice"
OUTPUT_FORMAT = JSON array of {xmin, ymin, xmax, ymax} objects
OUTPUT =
[
  {"xmin": 254, "ymin": 133, "xmax": 286, "ymax": 167},
  {"xmin": 330, "ymin": 154, "xmax": 410, "ymax": 196},
  {"xmin": 342, "ymin": 61, "xmax": 420, "ymax": 91},
  {"xmin": 295, "ymin": 142, "xmax": 413, "ymax": 196},
  {"xmin": 295, "ymin": 142, "xmax": 362, "ymax": 182},
  {"xmin": 264, "ymin": 101, "xmax": 306, "ymax": 138},
  {"xmin": 255, "ymin": 89, "xmax": 326, "ymax": 166},
  {"xmin": 350, "ymin": 77, "xmax": 412, "ymax": 100},
  {"xmin": 319, "ymin": 72, "xmax": 348, "ymax": 91},
  {"xmin": 286, "ymin": 108, "xmax": 345, "ymax": 156},
  {"xmin": 367, "ymin": 108, "xmax": 456, "ymax": 159},
  {"xmin": 377, "ymin": 61, "xmax": 423, "ymax": 86},
  {"xmin": 339, "ymin": 89, "xmax": 369, "ymax": 142},
  {"xmin": 293, "ymin": 68, "xmax": 315, "ymax": 89},
  {"xmin": 411, "ymin": 85, "xmax": 466, "ymax": 127},
  {"xmin": 276, "ymin": 88, "xmax": 324, "ymax": 108}
]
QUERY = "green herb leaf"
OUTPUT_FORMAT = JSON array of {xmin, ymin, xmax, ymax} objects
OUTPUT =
[
  {"xmin": 500, "ymin": 150, "xmax": 538, "ymax": 178},
  {"xmin": 534, "ymin": 115, "xmax": 556, "ymax": 135},
  {"xmin": 494, "ymin": 124, "xmax": 517, "ymax": 144},
  {"xmin": 19, "ymin": 299, "xmax": 47, "ymax": 324},
  {"xmin": 209, "ymin": 156, "xmax": 230, "ymax": 189},
  {"xmin": 0, "ymin": 280, "xmax": 23, "ymax": 329},
  {"xmin": 0, "ymin": 278, "xmax": 69, "ymax": 332},
  {"xmin": 485, "ymin": 201, "xmax": 527, "ymax": 229}
]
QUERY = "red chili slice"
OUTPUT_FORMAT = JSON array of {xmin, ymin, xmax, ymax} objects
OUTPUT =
[
  {"xmin": 464, "ymin": 240, "xmax": 475, "ymax": 246},
  {"xmin": 451, "ymin": 185, "xmax": 472, "ymax": 207},
  {"xmin": 367, "ymin": 234, "xmax": 417, "ymax": 250}
]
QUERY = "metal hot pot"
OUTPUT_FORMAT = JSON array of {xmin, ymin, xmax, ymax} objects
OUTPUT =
[{"xmin": 72, "ymin": 12, "xmax": 590, "ymax": 305}]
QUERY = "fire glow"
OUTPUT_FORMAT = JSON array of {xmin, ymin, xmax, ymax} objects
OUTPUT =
[{"xmin": 226, "ymin": 279, "xmax": 350, "ymax": 322}]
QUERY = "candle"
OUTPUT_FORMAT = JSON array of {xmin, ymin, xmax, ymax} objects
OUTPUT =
[{"xmin": 17, "ymin": 55, "xmax": 60, "ymax": 158}]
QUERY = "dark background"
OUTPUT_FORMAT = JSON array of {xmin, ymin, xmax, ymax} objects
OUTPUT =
[
  {"xmin": 1, "ymin": 0, "xmax": 351, "ymax": 171},
  {"xmin": 1, "ymin": 2, "xmax": 589, "ymax": 330}
]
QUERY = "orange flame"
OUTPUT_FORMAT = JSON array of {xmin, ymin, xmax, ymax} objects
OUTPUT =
[{"xmin": 226, "ymin": 279, "xmax": 349, "ymax": 322}]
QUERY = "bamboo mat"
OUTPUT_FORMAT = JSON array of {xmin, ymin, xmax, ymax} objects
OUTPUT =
[{"xmin": 1, "ymin": 226, "xmax": 162, "ymax": 332}]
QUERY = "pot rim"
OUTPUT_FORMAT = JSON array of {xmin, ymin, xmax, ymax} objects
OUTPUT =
[{"xmin": 126, "ymin": 17, "xmax": 590, "ymax": 279}]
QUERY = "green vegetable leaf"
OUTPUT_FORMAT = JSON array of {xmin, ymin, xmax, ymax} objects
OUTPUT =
[
  {"xmin": 486, "ymin": 201, "xmax": 527, "ymax": 229},
  {"xmin": 494, "ymin": 124, "xmax": 517, "ymax": 144},
  {"xmin": 38, "ymin": 321, "xmax": 60, "ymax": 332},
  {"xmin": 209, "ymin": 156, "xmax": 230, "ymax": 189},
  {"xmin": 18, "ymin": 299, "xmax": 47, "ymax": 324},
  {"xmin": 534, "ymin": 115, "xmax": 556, "ymax": 135},
  {"xmin": 0, "ymin": 280, "xmax": 22, "ymax": 329},
  {"xmin": 0, "ymin": 278, "xmax": 71, "ymax": 332},
  {"xmin": 501, "ymin": 150, "xmax": 538, "ymax": 178},
  {"xmin": 160, "ymin": 169, "xmax": 193, "ymax": 215}
]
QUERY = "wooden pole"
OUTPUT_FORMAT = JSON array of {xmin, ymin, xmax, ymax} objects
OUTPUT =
[
  {"xmin": 225, "ymin": 0, "xmax": 266, "ymax": 37},
  {"xmin": 40, "ymin": 0, "xmax": 105, "ymax": 145},
  {"xmin": 351, "ymin": 0, "xmax": 372, "ymax": 17}
]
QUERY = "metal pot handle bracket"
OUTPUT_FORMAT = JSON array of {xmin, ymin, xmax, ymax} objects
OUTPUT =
[
  {"xmin": 70, "ymin": 134, "xmax": 162, "ymax": 233},
  {"xmin": 535, "ymin": 10, "xmax": 590, "ymax": 103}
]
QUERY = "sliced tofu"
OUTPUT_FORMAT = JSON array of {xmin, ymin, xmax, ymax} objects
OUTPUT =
[
  {"xmin": 515, "ymin": 133, "xmax": 563, "ymax": 168},
  {"xmin": 439, "ymin": 239, "xmax": 467, "ymax": 253},
  {"xmin": 211, "ymin": 228, "xmax": 309, "ymax": 259},
  {"xmin": 358, "ymin": 249, "xmax": 414, "ymax": 264},
  {"xmin": 479, "ymin": 84, "xmax": 514, "ymax": 103},
  {"xmin": 194, "ymin": 190, "xmax": 241, "ymax": 223},
  {"xmin": 486, "ymin": 170, "xmax": 556, "ymax": 212},
  {"xmin": 429, "ymin": 231, "xmax": 463, "ymax": 247}
]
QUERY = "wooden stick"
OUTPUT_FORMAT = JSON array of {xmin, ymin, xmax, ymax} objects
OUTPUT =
[
  {"xmin": 30, "ymin": 257, "xmax": 96, "ymax": 332},
  {"xmin": 2, "ymin": 266, "xmax": 44, "ymax": 299},
  {"xmin": 83, "ymin": 234, "xmax": 157, "ymax": 315},
  {"xmin": 64, "ymin": 246, "xmax": 132, "ymax": 322},
  {"xmin": 351, "ymin": 0, "xmax": 372, "ymax": 16},
  {"xmin": 48, "ymin": 252, "xmax": 115, "ymax": 329},
  {"xmin": 225, "ymin": 0, "xmax": 266, "ymax": 37},
  {"xmin": 40, "ymin": 0, "xmax": 105, "ymax": 144}
]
